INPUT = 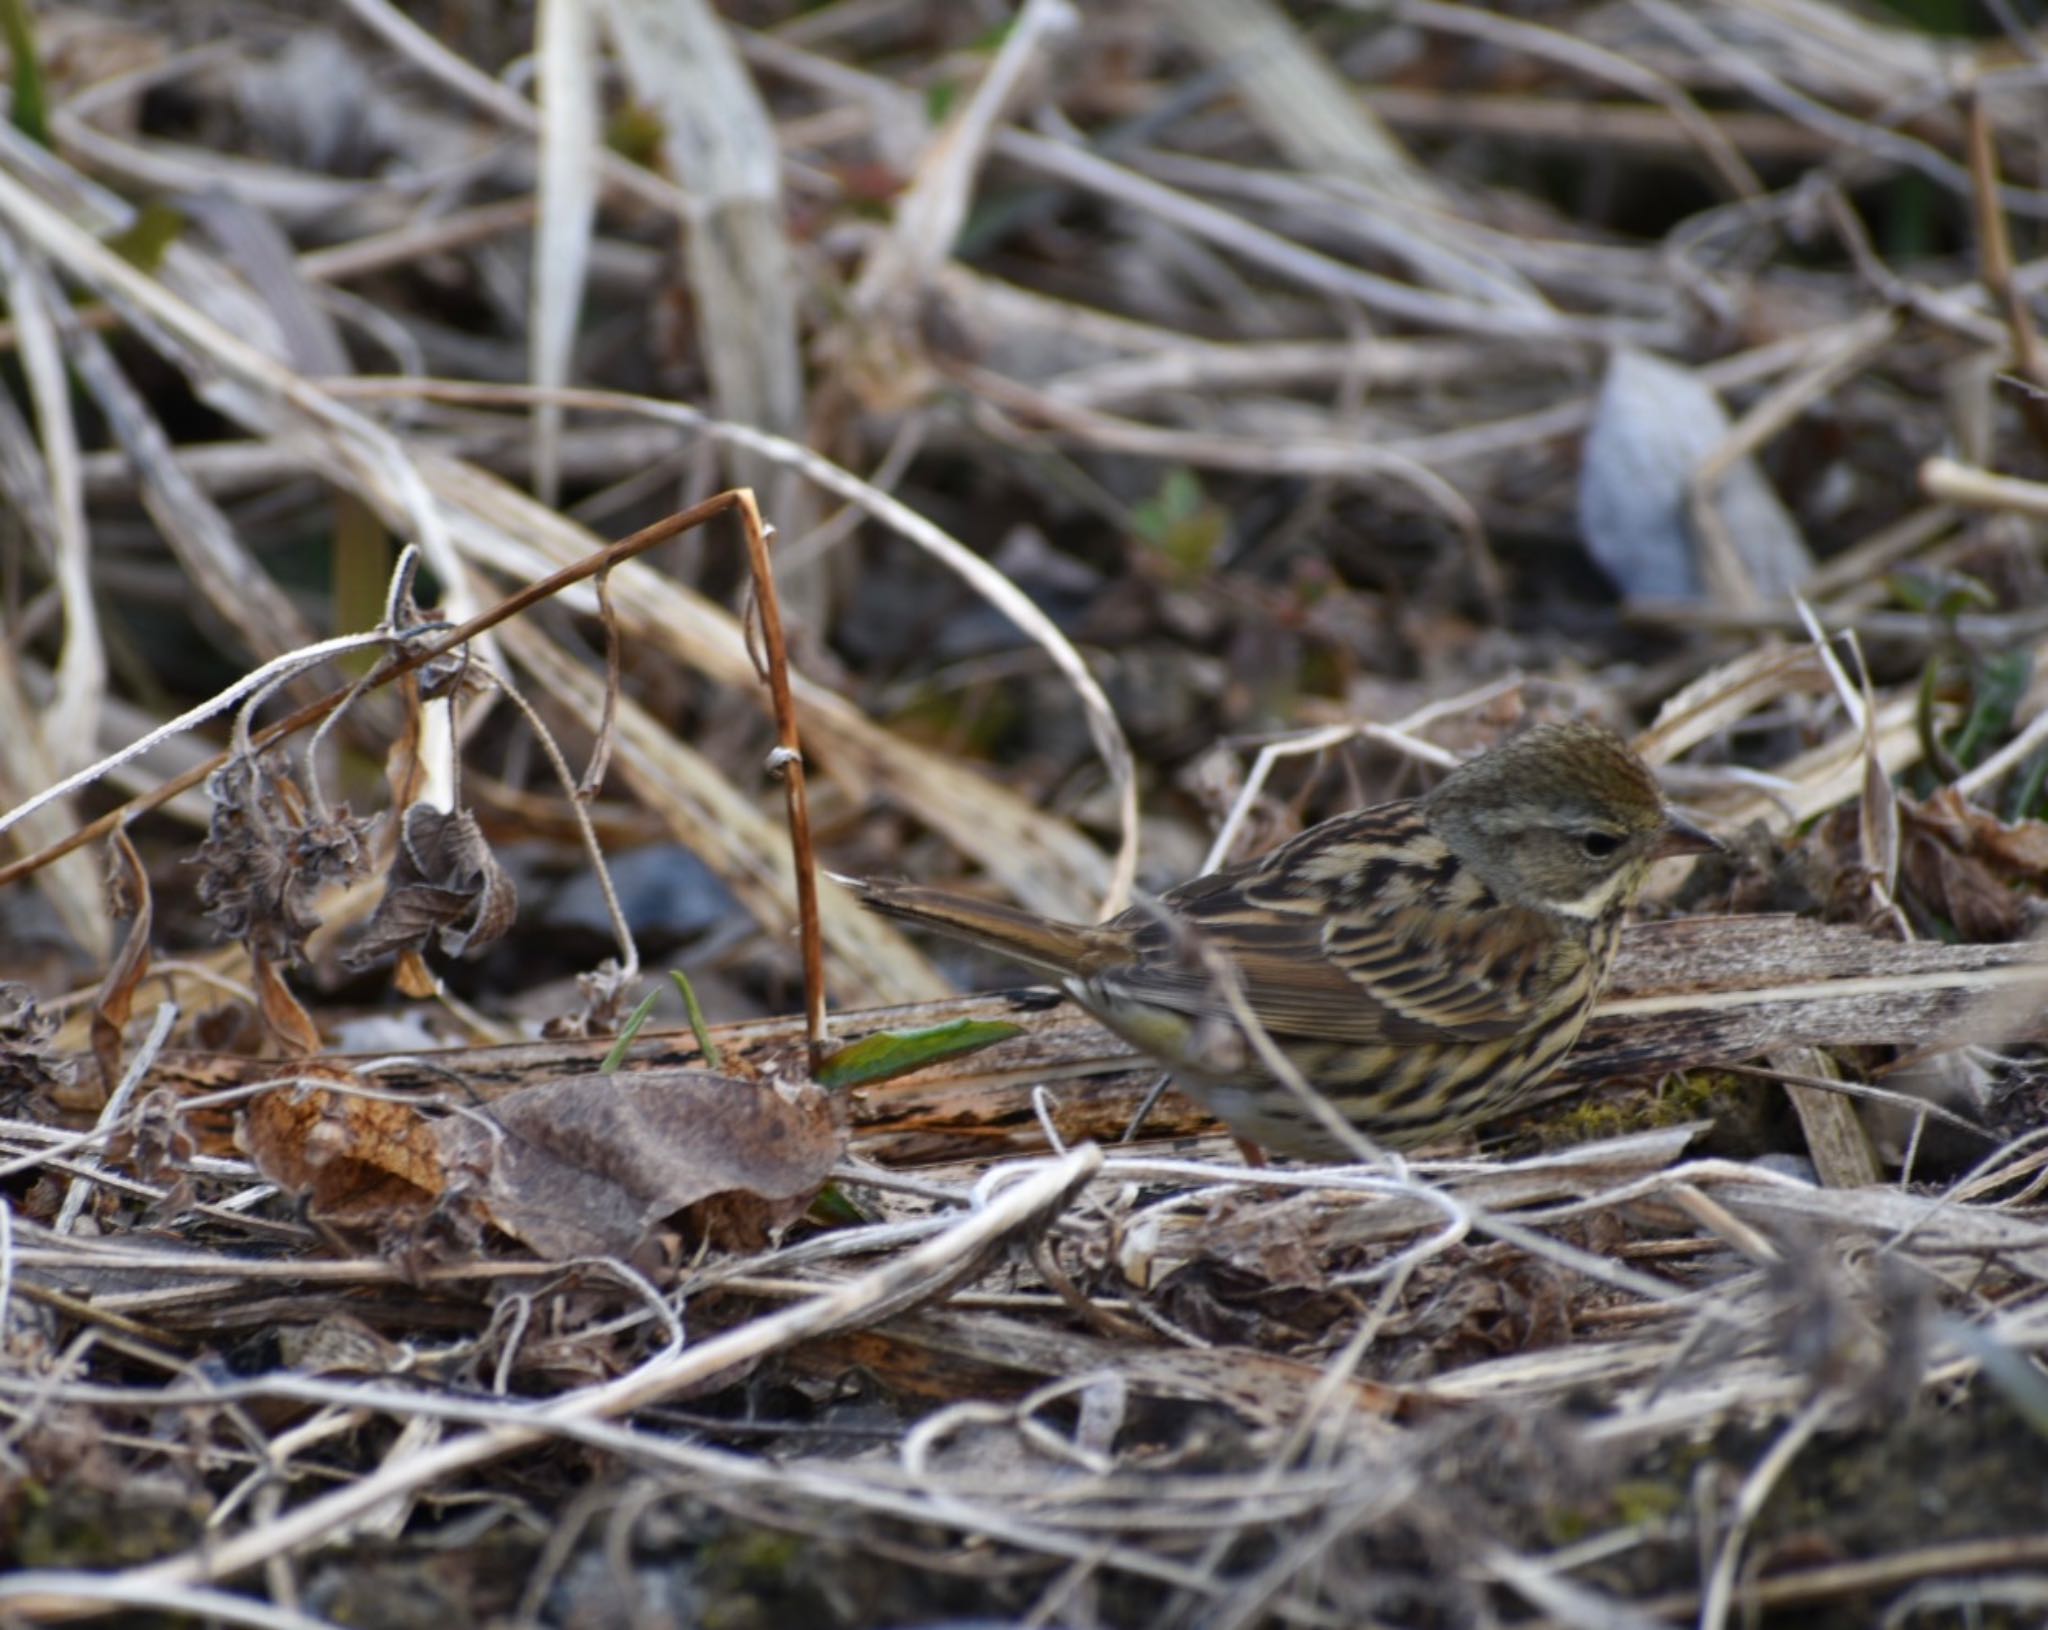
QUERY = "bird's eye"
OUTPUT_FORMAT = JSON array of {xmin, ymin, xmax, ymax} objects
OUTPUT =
[{"xmin": 1580, "ymin": 830, "xmax": 1623, "ymax": 859}]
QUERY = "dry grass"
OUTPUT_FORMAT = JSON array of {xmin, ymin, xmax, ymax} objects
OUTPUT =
[{"xmin": 3, "ymin": 2, "xmax": 2048, "ymax": 1625}]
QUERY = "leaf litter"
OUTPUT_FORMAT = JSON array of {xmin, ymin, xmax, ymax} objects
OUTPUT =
[{"xmin": 3, "ymin": 4, "xmax": 2048, "ymax": 1628}]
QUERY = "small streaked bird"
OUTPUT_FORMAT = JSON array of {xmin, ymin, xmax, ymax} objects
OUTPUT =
[{"xmin": 837, "ymin": 721, "xmax": 1719, "ymax": 1158}]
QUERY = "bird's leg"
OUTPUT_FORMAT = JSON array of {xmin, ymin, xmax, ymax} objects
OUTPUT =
[{"xmin": 1119, "ymin": 1071, "xmax": 1177, "ymax": 1143}]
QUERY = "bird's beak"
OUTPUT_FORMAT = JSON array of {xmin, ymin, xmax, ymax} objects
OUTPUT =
[{"xmin": 1652, "ymin": 811, "xmax": 1722, "ymax": 860}]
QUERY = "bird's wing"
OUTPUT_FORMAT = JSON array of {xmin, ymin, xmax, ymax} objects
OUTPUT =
[
  {"xmin": 1315, "ymin": 898, "xmax": 1566, "ymax": 1041},
  {"xmin": 1093, "ymin": 808, "xmax": 1578, "ymax": 1044}
]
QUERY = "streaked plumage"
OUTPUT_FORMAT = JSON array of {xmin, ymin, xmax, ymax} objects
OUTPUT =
[{"xmin": 838, "ymin": 722, "xmax": 1720, "ymax": 1158}]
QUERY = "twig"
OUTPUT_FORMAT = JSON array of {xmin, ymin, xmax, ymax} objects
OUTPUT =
[
  {"xmin": 325, "ymin": 374, "xmax": 1136, "ymax": 919},
  {"xmin": 735, "ymin": 489, "xmax": 827, "ymax": 1070},
  {"xmin": 0, "ymin": 494, "xmax": 743, "ymax": 891},
  {"xmin": 1964, "ymin": 89, "xmax": 2048, "ymax": 452},
  {"xmin": 1397, "ymin": 0, "xmax": 1763, "ymax": 201},
  {"xmin": 1699, "ymin": 1392, "xmax": 1833, "ymax": 1630},
  {"xmin": 0, "ymin": 1147, "xmax": 1103, "ymax": 1618},
  {"xmin": 54, "ymin": 1002, "xmax": 179, "ymax": 1236},
  {"xmin": 1920, "ymin": 456, "xmax": 2048, "ymax": 518}
]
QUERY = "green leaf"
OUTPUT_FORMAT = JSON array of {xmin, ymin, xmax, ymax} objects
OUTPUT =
[
  {"xmin": 669, "ymin": 968, "xmax": 722, "ymax": 1069},
  {"xmin": 2007, "ymin": 744, "xmax": 2048, "ymax": 824},
  {"xmin": 104, "ymin": 201, "xmax": 187, "ymax": 273},
  {"xmin": 0, "ymin": 0, "xmax": 47, "ymax": 147},
  {"xmin": 1130, "ymin": 467, "xmax": 1228, "ymax": 586},
  {"xmin": 1953, "ymin": 648, "xmax": 2031, "ymax": 767},
  {"xmin": 807, "ymin": 1183, "xmax": 871, "ymax": 1228},
  {"xmin": 606, "ymin": 103, "xmax": 665, "ymax": 167},
  {"xmin": 1887, "ymin": 569, "xmax": 1995, "ymax": 620},
  {"xmin": 1914, "ymin": 658, "xmax": 1961, "ymax": 784},
  {"xmin": 600, "ymin": 987, "xmax": 662, "ymax": 1073},
  {"xmin": 815, "ymin": 1018, "xmax": 1023, "ymax": 1090}
]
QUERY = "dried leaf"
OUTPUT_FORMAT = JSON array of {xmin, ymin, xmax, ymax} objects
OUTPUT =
[
  {"xmin": 530, "ymin": 0, "xmax": 599, "ymax": 508},
  {"xmin": 543, "ymin": 956, "xmax": 634, "ymax": 1040},
  {"xmin": 438, "ymin": 1069, "xmax": 845, "ymax": 1260},
  {"xmin": 238, "ymin": 1077, "xmax": 449, "ymax": 1236},
  {"xmin": 193, "ymin": 752, "xmax": 370, "ymax": 965},
  {"xmin": 0, "ymin": 981, "xmax": 75, "ymax": 1105},
  {"xmin": 346, "ymin": 804, "xmax": 517, "ymax": 968},
  {"xmin": 239, "ymin": 1060, "xmax": 843, "ymax": 1264},
  {"xmin": 1892, "ymin": 788, "xmax": 2048, "ymax": 943},
  {"xmin": 110, "ymin": 1088, "xmax": 199, "ymax": 1222},
  {"xmin": 113, "ymin": 1088, "xmax": 197, "ymax": 1185},
  {"xmin": 275, "ymin": 1313, "xmax": 409, "ymax": 1377},
  {"xmin": 90, "ymin": 828, "xmax": 153, "ymax": 1095},
  {"xmin": 1912, "ymin": 786, "xmax": 2048, "ymax": 881},
  {"xmin": 1909, "ymin": 832, "xmax": 2026, "ymax": 940},
  {"xmin": 253, "ymin": 950, "xmax": 324, "ymax": 1055}
]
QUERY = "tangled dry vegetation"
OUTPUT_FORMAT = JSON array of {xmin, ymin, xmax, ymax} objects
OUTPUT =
[{"xmin": 5, "ymin": 1, "xmax": 2048, "ymax": 1625}]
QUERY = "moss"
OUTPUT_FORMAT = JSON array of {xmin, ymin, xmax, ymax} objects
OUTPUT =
[
  {"xmin": 1607, "ymin": 1478, "xmax": 1688, "ymax": 1528},
  {"xmin": 1539, "ymin": 1445, "xmax": 1703, "ymax": 1549},
  {"xmin": 7, "ymin": 1476, "xmax": 207, "ymax": 1571},
  {"xmin": 1558, "ymin": 1388, "xmax": 2048, "ymax": 1628},
  {"xmin": 662, "ymin": 1507, "xmax": 1019, "ymax": 1630},
  {"xmin": 704, "ymin": 1524, "xmax": 807, "ymax": 1599},
  {"xmin": 1535, "ymin": 1070, "xmax": 1749, "ymax": 1148}
]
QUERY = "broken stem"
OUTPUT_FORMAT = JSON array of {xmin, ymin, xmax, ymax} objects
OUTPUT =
[
  {"xmin": 0, "ymin": 492, "xmax": 746, "ymax": 892},
  {"xmin": 737, "ymin": 489, "xmax": 828, "ymax": 1073}
]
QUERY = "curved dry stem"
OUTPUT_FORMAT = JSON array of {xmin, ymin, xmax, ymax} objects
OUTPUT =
[{"xmin": 325, "ymin": 375, "xmax": 1141, "ymax": 919}]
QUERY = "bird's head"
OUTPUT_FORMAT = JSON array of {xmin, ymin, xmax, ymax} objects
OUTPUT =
[{"xmin": 1423, "ymin": 721, "xmax": 1720, "ymax": 919}]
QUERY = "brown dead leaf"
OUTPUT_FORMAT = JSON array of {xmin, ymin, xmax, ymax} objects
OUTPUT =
[
  {"xmin": 392, "ymin": 947, "xmax": 439, "ymax": 1000},
  {"xmin": 1901, "ymin": 827, "xmax": 2026, "ymax": 941},
  {"xmin": 1900, "ymin": 789, "xmax": 2045, "ymax": 942},
  {"xmin": 1970, "ymin": 816, "xmax": 2048, "ymax": 878},
  {"xmin": 111, "ymin": 1087, "xmax": 198, "ymax": 1222},
  {"xmin": 437, "ymin": 1069, "xmax": 845, "ymax": 1261},
  {"xmin": 90, "ymin": 828, "xmax": 153, "ymax": 1096},
  {"xmin": 0, "ymin": 981, "xmax": 76, "ymax": 1107},
  {"xmin": 194, "ymin": 752, "xmax": 370, "ymax": 966},
  {"xmin": 1183, "ymin": 1191, "xmax": 1329, "ymax": 1291},
  {"xmin": 238, "ymin": 1075, "xmax": 449, "ymax": 1237},
  {"xmin": 345, "ymin": 804, "xmax": 517, "ymax": 969},
  {"xmin": 112, "ymin": 1089, "xmax": 197, "ymax": 1179},
  {"xmin": 1911, "ymin": 787, "xmax": 2048, "ymax": 881},
  {"xmin": 276, "ymin": 1313, "xmax": 409, "ymax": 1376},
  {"xmin": 238, "ymin": 1066, "xmax": 844, "ymax": 1265},
  {"xmin": 542, "ymin": 958, "xmax": 634, "ymax": 1040},
  {"xmin": 253, "ymin": 952, "xmax": 324, "ymax": 1055}
]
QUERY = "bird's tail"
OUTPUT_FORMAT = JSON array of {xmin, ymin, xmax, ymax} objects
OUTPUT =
[{"xmin": 830, "ymin": 874, "xmax": 1118, "ymax": 980}]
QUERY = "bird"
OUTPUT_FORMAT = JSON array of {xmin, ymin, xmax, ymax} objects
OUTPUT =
[{"xmin": 835, "ymin": 720, "xmax": 1720, "ymax": 1159}]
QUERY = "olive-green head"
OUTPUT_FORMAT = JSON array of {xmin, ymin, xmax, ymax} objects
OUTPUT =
[{"xmin": 1423, "ymin": 721, "xmax": 1719, "ymax": 917}]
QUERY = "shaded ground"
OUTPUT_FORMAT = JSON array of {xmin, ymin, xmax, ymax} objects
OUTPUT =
[{"xmin": 2, "ymin": 2, "xmax": 2048, "ymax": 1626}]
